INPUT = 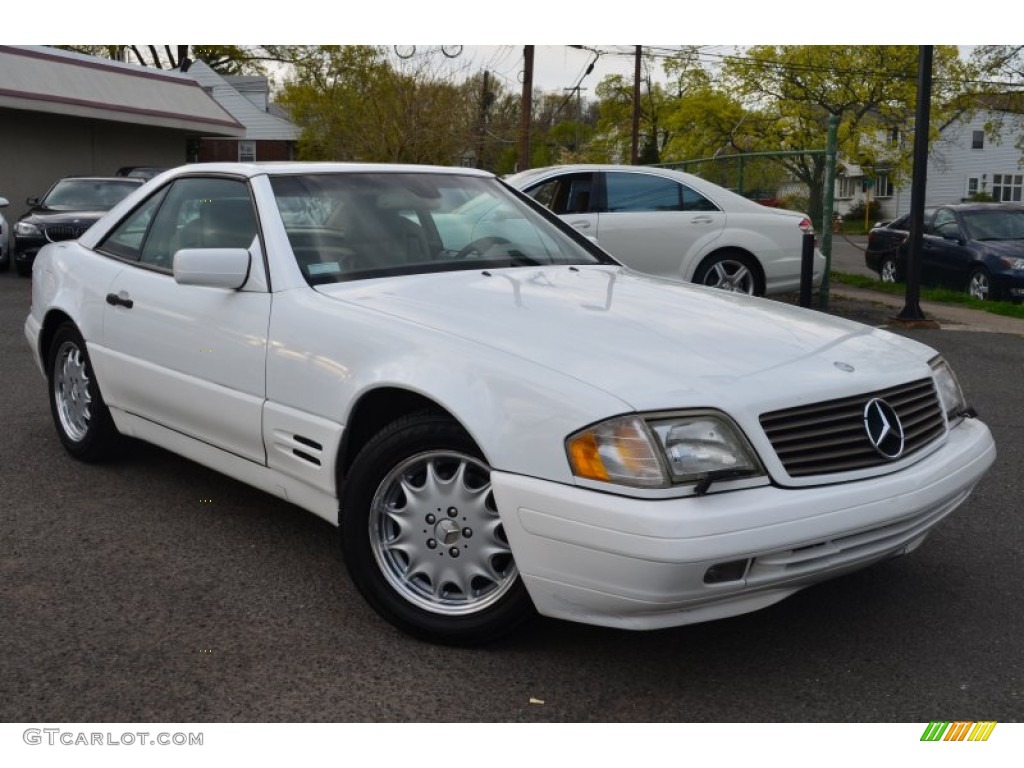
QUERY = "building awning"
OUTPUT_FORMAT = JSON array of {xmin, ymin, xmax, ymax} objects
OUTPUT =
[{"xmin": 0, "ymin": 46, "xmax": 245, "ymax": 136}]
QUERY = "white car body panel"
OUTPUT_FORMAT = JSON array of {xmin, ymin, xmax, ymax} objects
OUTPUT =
[
  {"xmin": 95, "ymin": 259, "xmax": 271, "ymax": 464},
  {"xmin": 25, "ymin": 161, "xmax": 996, "ymax": 635}
]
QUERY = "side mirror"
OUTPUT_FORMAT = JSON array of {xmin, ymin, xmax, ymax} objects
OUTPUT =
[
  {"xmin": 0, "ymin": 197, "xmax": 9, "ymax": 208},
  {"xmin": 173, "ymin": 248, "xmax": 251, "ymax": 289},
  {"xmin": 26, "ymin": 197, "xmax": 39, "ymax": 207}
]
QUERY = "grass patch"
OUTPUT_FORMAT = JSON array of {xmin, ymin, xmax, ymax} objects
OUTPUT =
[{"xmin": 830, "ymin": 272, "xmax": 1024, "ymax": 320}]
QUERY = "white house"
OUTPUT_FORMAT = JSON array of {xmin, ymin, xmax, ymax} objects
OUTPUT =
[{"xmin": 834, "ymin": 102, "xmax": 1024, "ymax": 223}]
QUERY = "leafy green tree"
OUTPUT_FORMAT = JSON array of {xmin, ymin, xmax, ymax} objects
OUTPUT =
[
  {"xmin": 721, "ymin": 45, "xmax": 969, "ymax": 227},
  {"xmin": 276, "ymin": 46, "xmax": 480, "ymax": 165},
  {"xmin": 588, "ymin": 47, "xmax": 709, "ymax": 164}
]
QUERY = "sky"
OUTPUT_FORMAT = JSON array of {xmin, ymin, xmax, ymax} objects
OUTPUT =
[{"xmin": 21, "ymin": 1, "xmax": 1012, "ymax": 94}]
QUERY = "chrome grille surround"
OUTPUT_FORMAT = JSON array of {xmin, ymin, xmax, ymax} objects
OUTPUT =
[{"xmin": 759, "ymin": 378, "xmax": 945, "ymax": 478}]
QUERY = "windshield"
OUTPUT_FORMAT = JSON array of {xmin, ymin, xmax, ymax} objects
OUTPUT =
[
  {"xmin": 41, "ymin": 179, "xmax": 140, "ymax": 211},
  {"xmin": 269, "ymin": 172, "xmax": 613, "ymax": 284},
  {"xmin": 961, "ymin": 209, "xmax": 1024, "ymax": 241}
]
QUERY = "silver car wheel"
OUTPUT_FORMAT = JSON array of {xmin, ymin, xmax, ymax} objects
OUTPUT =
[
  {"xmin": 968, "ymin": 269, "xmax": 990, "ymax": 301},
  {"xmin": 880, "ymin": 258, "xmax": 898, "ymax": 283},
  {"xmin": 702, "ymin": 259, "xmax": 756, "ymax": 294},
  {"xmin": 53, "ymin": 340, "xmax": 93, "ymax": 443},
  {"xmin": 369, "ymin": 450, "xmax": 518, "ymax": 616}
]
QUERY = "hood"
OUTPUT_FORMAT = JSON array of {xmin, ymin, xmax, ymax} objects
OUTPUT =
[
  {"xmin": 316, "ymin": 266, "xmax": 936, "ymax": 413},
  {"xmin": 20, "ymin": 209, "xmax": 107, "ymax": 225},
  {"xmin": 972, "ymin": 238, "xmax": 1024, "ymax": 258}
]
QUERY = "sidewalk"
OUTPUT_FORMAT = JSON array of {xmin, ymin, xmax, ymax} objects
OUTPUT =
[{"xmin": 827, "ymin": 285, "xmax": 1024, "ymax": 337}]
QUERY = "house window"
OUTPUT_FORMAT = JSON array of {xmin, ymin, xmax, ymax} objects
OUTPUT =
[
  {"xmin": 874, "ymin": 173, "xmax": 894, "ymax": 198},
  {"xmin": 238, "ymin": 140, "xmax": 256, "ymax": 162},
  {"xmin": 837, "ymin": 176, "xmax": 858, "ymax": 199},
  {"xmin": 966, "ymin": 177, "xmax": 979, "ymax": 197},
  {"xmin": 972, "ymin": 130, "xmax": 984, "ymax": 150},
  {"xmin": 889, "ymin": 127, "xmax": 900, "ymax": 146},
  {"xmin": 992, "ymin": 173, "xmax": 1023, "ymax": 202}
]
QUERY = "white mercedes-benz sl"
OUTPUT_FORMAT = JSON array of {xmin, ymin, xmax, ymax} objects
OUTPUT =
[{"xmin": 25, "ymin": 162, "xmax": 995, "ymax": 644}]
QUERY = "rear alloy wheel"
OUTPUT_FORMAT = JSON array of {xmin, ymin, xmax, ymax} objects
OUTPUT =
[
  {"xmin": 340, "ymin": 411, "xmax": 533, "ymax": 645},
  {"xmin": 693, "ymin": 252, "xmax": 763, "ymax": 296},
  {"xmin": 967, "ymin": 267, "xmax": 994, "ymax": 301},
  {"xmin": 48, "ymin": 323, "xmax": 120, "ymax": 461},
  {"xmin": 879, "ymin": 256, "xmax": 900, "ymax": 283}
]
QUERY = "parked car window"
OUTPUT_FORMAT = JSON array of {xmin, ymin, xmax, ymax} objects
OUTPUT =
[
  {"xmin": 961, "ymin": 208, "xmax": 1024, "ymax": 241},
  {"xmin": 98, "ymin": 187, "xmax": 169, "ymax": 261},
  {"xmin": 605, "ymin": 172, "xmax": 682, "ymax": 212},
  {"xmin": 604, "ymin": 172, "xmax": 720, "ymax": 213},
  {"xmin": 136, "ymin": 178, "xmax": 258, "ymax": 270},
  {"xmin": 525, "ymin": 173, "xmax": 594, "ymax": 214},
  {"xmin": 931, "ymin": 209, "xmax": 961, "ymax": 240}
]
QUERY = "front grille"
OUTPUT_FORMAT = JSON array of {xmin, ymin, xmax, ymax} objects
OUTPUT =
[
  {"xmin": 44, "ymin": 225, "xmax": 90, "ymax": 242},
  {"xmin": 759, "ymin": 378, "xmax": 945, "ymax": 477}
]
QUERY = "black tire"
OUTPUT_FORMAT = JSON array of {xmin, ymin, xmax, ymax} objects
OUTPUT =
[
  {"xmin": 967, "ymin": 266, "xmax": 996, "ymax": 301},
  {"xmin": 47, "ymin": 322, "xmax": 120, "ymax": 461},
  {"xmin": 340, "ymin": 411, "xmax": 533, "ymax": 645},
  {"xmin": 0, "ymin": 256, "xmax": 9, "ymax": 273},
  {"xmin": 693, "ymin": 251, "xmax": 764, "ymax": 296}
]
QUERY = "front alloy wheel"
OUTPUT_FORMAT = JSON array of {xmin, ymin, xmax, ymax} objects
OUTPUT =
[{"xmin": 341, "ymin": 412, "xmax": 533, "ymax": 644}]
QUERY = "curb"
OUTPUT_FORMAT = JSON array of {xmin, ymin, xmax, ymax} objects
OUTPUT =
[{"xmin": 829, "ymin": 286, "xmax": 1024, "ymax": 337}]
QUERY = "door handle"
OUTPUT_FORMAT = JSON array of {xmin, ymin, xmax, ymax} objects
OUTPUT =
[
  {"xmin": 691, "ymin": 216, "xmax": 714, "ymax": 224},
  {"xmin": 571, "ymin": 221, "xmax": 591, "ymax": 230},
  {"xmin": 106, "ymin": 292, "xmax": 134, "ymax": 309}
]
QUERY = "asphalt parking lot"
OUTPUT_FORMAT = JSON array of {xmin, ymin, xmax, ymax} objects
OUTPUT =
[{"xmin": 1, "ymin": 269, "xmax": 1021, "ymax": 723}]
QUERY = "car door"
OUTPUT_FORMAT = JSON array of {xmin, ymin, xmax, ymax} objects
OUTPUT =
[
  {"xmin": 595, "ymin": 171, "xmax": 727, "ymax": 278},
  {"xmin": 523, "ymin": 171, "xmax": 599, "ymax": 238},
  {"xmin": 96, "ymin": 176, "xmax": 271, "ymax": 464},
  {"xmin": 923, "ymin": 208, "xmax": 972, "ymax": 288}
]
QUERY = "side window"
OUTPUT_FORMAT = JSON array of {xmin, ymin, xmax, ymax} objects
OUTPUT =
[
  {"xmin": 931, "ymin": 209, "xmax": 960, "ymax": 239},
  {"xmin": 98, "ymin": 187, "xmax": 169, "ymax": 261},
  {"xmin": 526, "ymin": 173, "xmax": 594, "ymax": 215},
  {"xmin": 605, "ymin": 172, "xmax": 682, "ymax": 212},
  {"xmin": 681, "ymin": 185, "xmax": 720, "ymax": 212},
  {"xmin": 138, "ymin": 177, "xmax": 258, "ymax": 270}
]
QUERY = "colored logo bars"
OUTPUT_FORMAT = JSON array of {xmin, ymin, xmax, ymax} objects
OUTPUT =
[{"xmin": 921, "ymin": 721, "xmax": 997, "ymax": 741}]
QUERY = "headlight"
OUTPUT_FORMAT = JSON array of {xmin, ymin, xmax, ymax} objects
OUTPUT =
[
  {"xmin": 14, "ymin": 221, "xmax": 40, "ymax": 236},
  {"xmin": 566, "ymin": 411, "xmax": 762, "ymax": 489},
  {"xmin": 998, "ymin": 256, "xmax": 1024, "ymax": 271},
  {"xmin": 930, "ymin": 356, "xmax": 967, "ymax": 422}
]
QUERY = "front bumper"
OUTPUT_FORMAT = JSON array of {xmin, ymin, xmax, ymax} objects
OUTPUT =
[
  {"xmin": 493, "ymin": 417, "xmax": 995, "ymax": 630},
  {"xmin": 993, "ymin": 272, "xmax": 1024, "ymax": 298}
]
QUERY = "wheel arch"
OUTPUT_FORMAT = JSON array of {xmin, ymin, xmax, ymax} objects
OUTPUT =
[
  {"xmin": 336, "ymin": 387, "xmax": 470, "ymax": 484},
  {"xmin": 39, "ymin": 309, "xmax": 77, "ymax": 372}
]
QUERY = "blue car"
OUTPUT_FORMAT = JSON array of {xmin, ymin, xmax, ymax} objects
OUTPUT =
[{"xmin": 865, "ymin": 203, "xmax": 1024, "ymax": 301}]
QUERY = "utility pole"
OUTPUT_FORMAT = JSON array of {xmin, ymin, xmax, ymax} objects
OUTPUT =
[
  {"xmin": 897, "ymin": 45, "xmax": 933, "ymax": 322},
  {"xmin": 477, "ymin": 70, "xmax": 491, "ymax": 168},
  {"xmin": 517, "ymin": 46, "xmax": 534, "ymax": 172},
  {"xmin": 631, "ymin": 45, "xmax": 642, "ymax": 164},
  {"xmin": 563, "ymin": 86, "xmax": 588, "ymax": 151}
]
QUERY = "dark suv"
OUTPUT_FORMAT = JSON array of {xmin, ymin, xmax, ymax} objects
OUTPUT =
[{"xmin": 13, "ymin": 176, "xmax": 143, "ymax": 276}]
